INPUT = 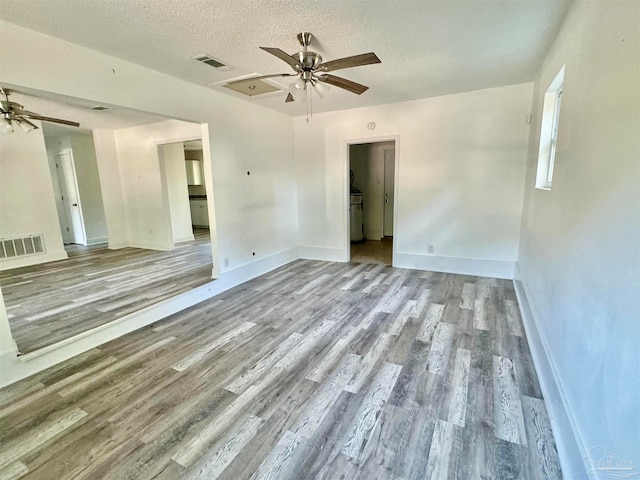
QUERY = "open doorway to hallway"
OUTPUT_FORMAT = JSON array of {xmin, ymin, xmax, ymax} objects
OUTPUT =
[
  {"xmin": 348, "ymin": 140, "xmax": 395, "ymax": 265},
  {"xmin": 44, "ymin": 129, "xmax": 107, "ymax": 248}
]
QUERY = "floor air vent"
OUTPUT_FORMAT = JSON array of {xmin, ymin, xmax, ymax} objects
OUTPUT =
[{"xmin": 0, "ymin": 234, "xmax": 45, "ymax": 260}]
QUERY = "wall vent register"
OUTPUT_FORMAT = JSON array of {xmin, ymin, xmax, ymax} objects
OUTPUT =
[{"xmin": 0, "ymin": 234, "xmax": 45, "ymax": 260}]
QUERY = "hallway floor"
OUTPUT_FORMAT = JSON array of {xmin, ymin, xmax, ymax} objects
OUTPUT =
[{"xmin": 350, "ymin": 237, "xmax": 393, "ymax": 265}]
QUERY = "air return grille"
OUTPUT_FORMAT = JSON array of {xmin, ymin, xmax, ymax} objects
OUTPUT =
[
  {"xmin": 223, "ymin": 78, "xmax": 280, "ymax": 97},
  {"xmin": 0, "ymin": 234, "xmax": 45, "ymax": 260}
]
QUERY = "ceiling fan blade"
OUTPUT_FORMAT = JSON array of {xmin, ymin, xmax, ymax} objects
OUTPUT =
[
  {"xmin": 285, "ymin": 93, "xmax": 295, "ymax": 103},
  {"xmin": 23, "ymin": 114, "xmax": 80, "ymax": 127},
  {"xmin": 260, "ymin": 47, "xmax": 302, "ymax": 70},
  {"xmin": 227, "ymin": 73, "xmax": 297, "ymax": 85},
  {"xmin": 19, "ymin": 109, "xmax": 43, "ymax": 116},
  {"xmin": 17, "ymin": 117, "xmax": 39, "ymax": 130},
  {"xmin": 317, "ymin": 74, "xmax": 369, "ymax": 95},
  {"xmin": 319, "ymin": 52, "xmax": 381, "ymax": 73}
]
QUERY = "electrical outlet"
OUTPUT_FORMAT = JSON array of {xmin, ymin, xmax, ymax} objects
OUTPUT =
[
  {"xmin": 428, "ymin": 244, "xmax": 434, "ymax": 253},
  {"xmin": 223, "ymin": 257, "xmax": 229, "ymax": 268}
]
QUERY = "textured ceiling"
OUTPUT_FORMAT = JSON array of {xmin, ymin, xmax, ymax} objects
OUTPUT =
[
  {"xmin": 0, "ymin": 0, "xmax": 572, "ymax": 117},
  {"xmin": 2, "ymin": 86, "xmax": 170, "ymax": 135}
]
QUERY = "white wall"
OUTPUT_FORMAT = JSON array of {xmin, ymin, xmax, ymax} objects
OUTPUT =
[
  {"xmin": 0, "ymin": 21, "xmax": 297, "ymax": 385},
  {"xmin": 517, "ymin": 0, "xmax": 640, "ymax": 475},
  {"xmin": 112, "ymin": 119, "xmax": 201, "ymax": 250},
  {"xmin": 0, "ymin": 20, "xmax": 297, "ymax": 266},
  {"xmin": 0, "ymin": 124, "xmax": 67, "ymax": 269},
  {"xmin": 296, "ymin": 83, "xmax": 532, "ymax": 278},
  {"xmin": 159, "ymin": 142, "xmax": 193, "ymax": 243},
  {"xmin": 92, "ymin": 129, "xmax": 129, "ymax": 249},
  {"xmin": 71, "ymin": 134, "xmax": 107, "ymax": 244}
]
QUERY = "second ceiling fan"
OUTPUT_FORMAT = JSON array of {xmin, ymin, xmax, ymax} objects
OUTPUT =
[{"xmin": 230, "ymin": 32, "xmax": 381, "ymax": 106}]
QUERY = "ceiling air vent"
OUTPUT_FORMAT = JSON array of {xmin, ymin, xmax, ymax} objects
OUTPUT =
[{"xmin": 193, "ymin": 54, "xmax": 232, "ymax": 71}]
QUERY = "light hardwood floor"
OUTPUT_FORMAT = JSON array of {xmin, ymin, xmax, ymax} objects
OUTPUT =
[
  {"xmin": 0, "ymin": 260, "xmax": 562, "ymax": 479},
  {"xmin": 0, "ymin": 229, "xmax": 213, "ymax": 354}
]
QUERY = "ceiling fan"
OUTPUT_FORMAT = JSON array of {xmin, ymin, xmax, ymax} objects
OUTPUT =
[
  {"xmin": 229, "ymin": 32, "xmax": 380, "ymax": 118},
  {"xmin": 1, "ymin": 87, "xmax": 80, "ymax": 133}
]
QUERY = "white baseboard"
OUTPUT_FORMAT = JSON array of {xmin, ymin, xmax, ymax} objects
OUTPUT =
[
  {"xmin": 393, "ymin": 252, "xmax": 515, "ymax": 279},
  {"xmin": 299, "ymin": 245, "xmax": 347, "ymax": 262},
  {"xmin": 108, "ymin": 240, "xmax": 129, "ymax": 250},
  {"xmin": 0, "ymin": 246, "xmax": 299, "ymax": 388},
  {"xmin": 174, "ymin": 234, "xmax": 195, "ymax": 244},
  {"xmin": 130, "ymin": 240, "xmax": 170, "ymax": 251},
  {"xmin": 86, "ymin": 236, "xmax": 108, "ymax": 246},
  {"xmin": 513, "ymin": 264, "xmax": 587, "ymax": 479},
  {"xmin": 0, "ymin": 250, "xmax": 68, "ymax": 271},
  {"xmin": 217, "ymin": 247, "xmax": 299, "ymax": 288}
]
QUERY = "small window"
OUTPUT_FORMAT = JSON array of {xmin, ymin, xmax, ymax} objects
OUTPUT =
[{"xmin": 535, "ymin": 66, "xmax": 565, "ymax": 190}]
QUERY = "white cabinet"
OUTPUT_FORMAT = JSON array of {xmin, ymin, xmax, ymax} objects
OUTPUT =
[
  {"xmin": 185, "ymin": 160, "xmax": 203, "ymax": 185},
  {"xmin": 189, "ymin": 199, "xmax": 209, "ymax": 227}
]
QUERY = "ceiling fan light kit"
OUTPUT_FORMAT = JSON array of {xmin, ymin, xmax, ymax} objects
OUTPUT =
[
  {"xmin": 0, "ymin": 87, "xmax": 80, "ymax": 134},
  {"xmin": 2, "ymin": 116, "xmax": 37, "ymax": 134},
  {"xmin": 227, "ymin": 32, "xmax": 381, "ymax": 121},
  {"xmin": 288, "ymin": 78, "xmax": 306, "ymax": 100}
]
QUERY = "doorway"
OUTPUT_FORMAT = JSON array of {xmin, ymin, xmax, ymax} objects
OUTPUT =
[
  {"xmin": 348, "ymin": 140, "xmax": 395, "ymax": 265},
  {"xmin": 158, "ymin": 138, "xmax": 210, "ymax": 249},
  {"xmin": 45, "ymin": 130, "xmax": 108, "ymax": 248},
  {"xmin": 53, "ymin": 149, "xmax": 86, "ymax": 245}
]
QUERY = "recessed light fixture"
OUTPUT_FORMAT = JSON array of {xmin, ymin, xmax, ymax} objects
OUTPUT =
[
  {"xmin": 367, "ymin": 122, "xmax": 376, "ymax": 130},
  {"xmin": 91, "ymin": 105, "xmax": 110, "ymax": 111}
]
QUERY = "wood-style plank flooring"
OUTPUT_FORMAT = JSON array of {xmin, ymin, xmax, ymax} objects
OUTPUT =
[
  {"xmin": 0, "ymin": 260, "xmax": 562, "ymax": 479},
  {"xmin": 0, "ymin": 229, "xmax": 212, "ymax": 354}
]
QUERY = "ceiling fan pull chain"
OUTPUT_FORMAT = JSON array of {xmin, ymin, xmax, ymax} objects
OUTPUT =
[{"xmin": 306, "ymin": 83, "xmax": 311, "ymax": 122}]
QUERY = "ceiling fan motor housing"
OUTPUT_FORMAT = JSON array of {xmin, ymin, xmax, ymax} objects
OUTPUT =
[{"xmin": 292, "ymin": 51, "xmax": 323, "ymax": 72}]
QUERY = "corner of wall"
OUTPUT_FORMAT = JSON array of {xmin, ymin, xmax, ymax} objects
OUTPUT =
[{"xmin": 513, "ymin": 264, "xmax": 587, "ymax": 479}]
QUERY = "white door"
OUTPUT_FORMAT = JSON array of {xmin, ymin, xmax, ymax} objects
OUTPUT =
[
  {"xmin": 383, "ymin": 149, "xmax": 395, "ymax": 237},
  {"xmin": 55, "ymin": 151, "xmax": 86, "ymax": 245}
]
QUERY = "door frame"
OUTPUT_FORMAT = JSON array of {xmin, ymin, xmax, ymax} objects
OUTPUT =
[
  {"xmin": 54, "ymin": 148, "xmax": 87, "ymax": 245},
  {"xmin": 157, "ymin": 135, "xmax": 203, "ymax": 251},
  {"xmin": 344, "ymin": 135, "xmax": 400, "ymax": 264},
  {"xmin": 383, "ymin": 147, "xmax": 395, "ymax": 238}
]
